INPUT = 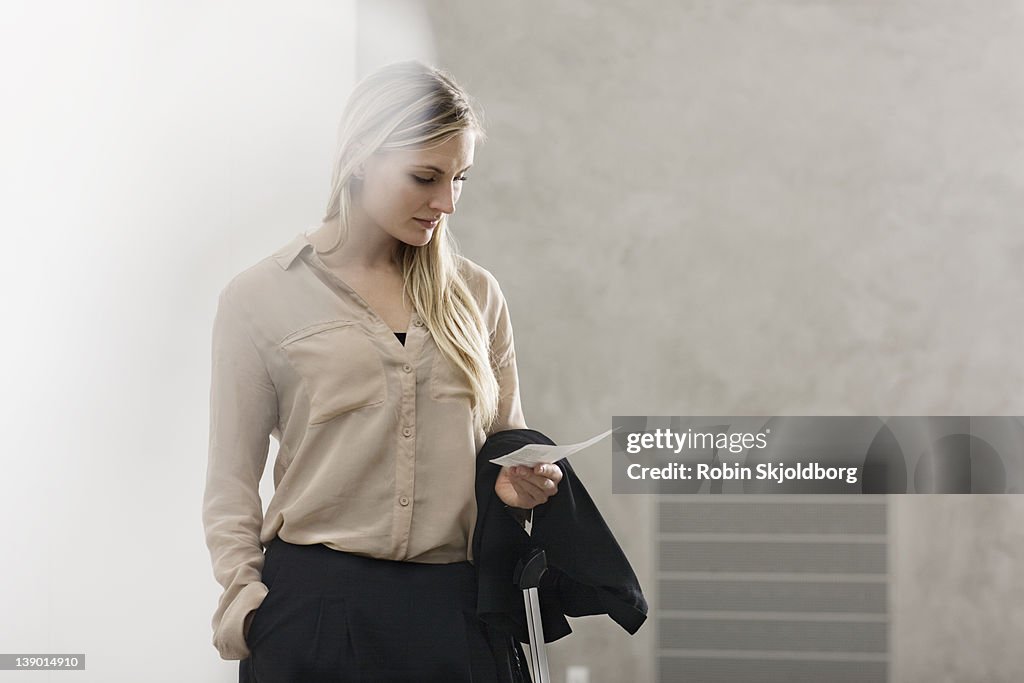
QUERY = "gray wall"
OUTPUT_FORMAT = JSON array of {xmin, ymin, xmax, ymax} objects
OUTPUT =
[
  {"xmin": 892, "ymin": 496, "xmax": 1024, "ymax": 682},
  {"xmin": 419, "ymin": 2, "xmax": 1024, "ymax": 682}
]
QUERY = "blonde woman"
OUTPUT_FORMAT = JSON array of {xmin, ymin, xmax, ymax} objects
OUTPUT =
[{"xmin": 202, "ymin": 61, "xmax": 561, "ymax": 681}]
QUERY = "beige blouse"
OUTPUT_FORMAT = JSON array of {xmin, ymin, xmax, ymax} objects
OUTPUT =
[{"xmin": 202, "ymin": 232, "xmax": 528, "ymax": 660}]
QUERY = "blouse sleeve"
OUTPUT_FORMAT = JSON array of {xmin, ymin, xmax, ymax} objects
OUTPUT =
[
  {"xmin": 487, "ymin": 280, "xmax": 528, "ymax": 436},
  {"xmin": 202, "ymin": 284, "xmax": 279, "ymax": 660}
]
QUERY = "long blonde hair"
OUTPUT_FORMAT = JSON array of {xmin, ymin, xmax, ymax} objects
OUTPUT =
[{"xmin": 321, "ymin": 60, "xmax": 500, "ymax": 434}]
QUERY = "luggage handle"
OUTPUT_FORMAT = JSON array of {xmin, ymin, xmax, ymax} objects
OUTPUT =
[{"xmin": 514, "ymin": 547, "xmax": 551, "ymax": 683}]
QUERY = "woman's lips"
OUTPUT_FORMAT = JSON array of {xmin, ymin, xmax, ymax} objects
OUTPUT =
[{"xmin": 413, "ymin": 218, "xmax": 439, "ymax": 229}]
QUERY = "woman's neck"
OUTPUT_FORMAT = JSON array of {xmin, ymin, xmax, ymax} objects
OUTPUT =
[{"xmin": 307, "ymin": 218, "xmax": 401, "ymax": 274}]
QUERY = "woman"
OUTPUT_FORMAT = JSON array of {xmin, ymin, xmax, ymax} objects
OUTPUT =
[{"xmin": 202, "ymin": 60, "xmax": 562, "ymax": 682}]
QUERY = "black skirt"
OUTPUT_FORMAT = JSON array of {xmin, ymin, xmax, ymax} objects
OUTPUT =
[{"xmin": 239, "ymin": 537, "xmax": 531, "ymax": 683}]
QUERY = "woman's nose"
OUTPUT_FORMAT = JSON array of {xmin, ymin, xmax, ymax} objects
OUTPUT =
[{"xmin": 429, "ymin": 183, "xmax": 457, "ymax": 214}]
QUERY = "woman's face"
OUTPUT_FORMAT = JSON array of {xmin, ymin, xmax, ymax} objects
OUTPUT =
[{"xmin": 355, "ymin": 131, "xmax": 476, "ymax": 248}]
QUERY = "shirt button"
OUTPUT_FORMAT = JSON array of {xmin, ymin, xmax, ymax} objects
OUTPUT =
[
  {"xmin": 403, "ymin": 364, "xmax": 412, "ymax": 373},
  {"xmin": 414, "ymin": 320, "xmax": 424, "ymax": 327},
  {"xmin": 402, "ymin": 427, "xmax": 412, "ymax": 437},
  {"xmin": 399, "ymin": 496, "xmax": 410, "ymax": 506}
]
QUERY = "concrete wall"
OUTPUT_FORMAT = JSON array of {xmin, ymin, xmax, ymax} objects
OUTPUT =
[
  {"xmin": 892, "ymin": 496, "xmax": 1024, "ymax": 682},
  {"xmin": 419, "ymin": 2, "xmax": 1024, "ymax": 681}
]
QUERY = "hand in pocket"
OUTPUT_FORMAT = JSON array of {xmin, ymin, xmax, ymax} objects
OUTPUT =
[{"xmin": 243, "ymin": 607, "xmax": 258, "ymax": 644}]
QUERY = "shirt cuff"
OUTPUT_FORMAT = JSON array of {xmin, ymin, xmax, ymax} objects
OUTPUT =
[{"xmin": 212, "ymin": 580, "xmax": 269, "ymax": 660}]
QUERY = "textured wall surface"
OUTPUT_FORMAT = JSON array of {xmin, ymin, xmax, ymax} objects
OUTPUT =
[
  {"xmin": 892, "ymin": 496, "xmax": 1024, "ymax": 682},
  {"xmin": 420, "ymin": 2, "xmax": 1024, "ymax": 682}
]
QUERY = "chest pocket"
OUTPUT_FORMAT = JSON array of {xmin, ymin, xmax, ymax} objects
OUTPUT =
[
  {"xmin": 429, "ymin": 343, "xmax": 474, "ymax": 402},
  {"xmin": 280, "ymin": 321, "xmax": 386, "ymax": 424}
]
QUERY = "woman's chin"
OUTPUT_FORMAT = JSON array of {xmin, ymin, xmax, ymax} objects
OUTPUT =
[{"xmin": 400, "ymin": 230, "xmax": 434, "ymax": 247}]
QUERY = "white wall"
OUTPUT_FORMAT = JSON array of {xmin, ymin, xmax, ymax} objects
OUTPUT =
[{"xmin": 0, "ymin": 2, "xmax": 357, "ymax": 681}]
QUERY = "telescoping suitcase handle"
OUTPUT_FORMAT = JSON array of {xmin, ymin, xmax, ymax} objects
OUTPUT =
[{"xmin": 513, "ymin": 547, "xmax": 551, "ymax": 683}]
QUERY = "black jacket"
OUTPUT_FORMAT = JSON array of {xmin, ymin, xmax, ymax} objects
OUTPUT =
[{"xmin": 473, "ymin": 428, "xmax": 649, "ymax": 645}]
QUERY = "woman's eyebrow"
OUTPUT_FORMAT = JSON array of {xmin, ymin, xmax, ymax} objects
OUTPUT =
[{"xmin": 411, "ymin": 164, "xmax": 473, "ymax": 174}]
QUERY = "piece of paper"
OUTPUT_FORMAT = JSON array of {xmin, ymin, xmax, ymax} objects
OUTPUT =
[{"xmin": 488, "ymin": 428, "xmax": 615, "ymax": 467}]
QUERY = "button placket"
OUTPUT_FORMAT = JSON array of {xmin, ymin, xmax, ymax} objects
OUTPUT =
[{"xmin": 393, "ymin": 327, "xmax": 417, "ymax": 557}]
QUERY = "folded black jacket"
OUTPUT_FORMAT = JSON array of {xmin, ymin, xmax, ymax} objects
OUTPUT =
[{"xmin": 473, "ymin": 428, "xmax": 649, "ymax": 644}]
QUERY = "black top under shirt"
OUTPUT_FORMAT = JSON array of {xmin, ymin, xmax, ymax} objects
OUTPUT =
[{"xmin": 395, "ymin": 332, "xmax": 406, "ymax": 346}]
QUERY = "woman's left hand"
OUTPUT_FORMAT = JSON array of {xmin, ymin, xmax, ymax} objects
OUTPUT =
[{"xmin": 494, "ymin": 463, "xmax": 563, "ymax": 510}]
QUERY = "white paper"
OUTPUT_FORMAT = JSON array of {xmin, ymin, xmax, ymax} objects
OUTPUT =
[{"xmin": 488, "ymin": 428, "xmax": 615, "ymax": 467}]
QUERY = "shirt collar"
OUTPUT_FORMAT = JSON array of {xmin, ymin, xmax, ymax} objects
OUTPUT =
[{"xmin": 272, "ymin": 233, "xmax": 314, "ymax": 270}]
